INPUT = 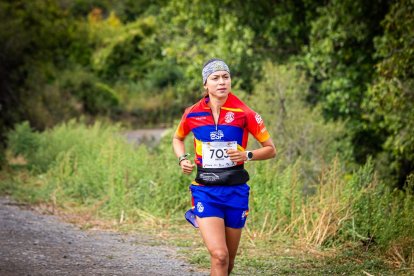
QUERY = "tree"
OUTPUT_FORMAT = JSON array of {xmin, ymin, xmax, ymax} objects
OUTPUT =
[
  {"xmin": 364, "ymin": 0, "xmax": 414, "ymax": 187},
  {"xmin": 159, "ymin": 0, "xmax": 320, "ymax": 95},
  {"xmin": 303, "ymin": 0, "xmax": 390, "ymax": 164},
  {"xmin": 0, "ymin": 0, "xmax": 93, "ymax": 162}
]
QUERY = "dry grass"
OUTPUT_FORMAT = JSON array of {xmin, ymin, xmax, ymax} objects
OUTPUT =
[
  {"xmin": 1, "ymin": 190, "xmax": 405, "ymax": 275},
  {"xmin": 386, "ymin": 238, "xmax": 414, "ymax": 270},
  {"xmin": 281, "ymin": 159, "xmax": 354, "ymax": 248},
  {"xmin": 7, "ymin": 154, "xmax": 27, "ymax": 166}
]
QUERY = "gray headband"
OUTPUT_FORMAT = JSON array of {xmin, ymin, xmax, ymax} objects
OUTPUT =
[{"xmin": 202, "ymin": 59, "xmax": 230, "ymax": 84}]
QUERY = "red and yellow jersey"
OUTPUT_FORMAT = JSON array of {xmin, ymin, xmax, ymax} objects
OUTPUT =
[{"xmin": 175, "ymin": 92, "xmax": 270, "ymax": 166}]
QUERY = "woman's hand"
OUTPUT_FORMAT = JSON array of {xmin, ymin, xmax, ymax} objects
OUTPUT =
[
  {"xmin": 180, "ymin": 159, "xmax": 195, "ymax": 174},
  {"xmin": 227, "ymin": 149, "xmax": 247, "ymax": 162},
  {"xmin": 227, "ymin": 139, "xmax": 276, "ymax": 163}
]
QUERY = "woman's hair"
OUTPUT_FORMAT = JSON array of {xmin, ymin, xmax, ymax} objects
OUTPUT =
[{"xmin": 202, "ymin": 88, "xmax": 208, "ymax": 97}]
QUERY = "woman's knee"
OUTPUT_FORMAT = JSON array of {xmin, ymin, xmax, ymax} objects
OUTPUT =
[{"xmin": 210, "ymin": 248, "xmax": 229, "ymax": 266}]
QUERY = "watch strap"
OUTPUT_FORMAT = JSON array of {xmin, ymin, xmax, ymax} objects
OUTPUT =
[{"xmin": 178, "ymin": 153, "xmax": 190, "ymax": 165}]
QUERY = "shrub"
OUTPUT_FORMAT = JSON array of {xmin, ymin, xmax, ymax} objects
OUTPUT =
[{"xmin": 5, "ymin": 120, "xmax": 414, "ymax": 258}]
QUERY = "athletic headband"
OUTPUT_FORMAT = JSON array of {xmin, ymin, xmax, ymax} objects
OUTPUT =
[{"xmin": 202, "ymin": 58, "xmax": 230, "ymax": 84}]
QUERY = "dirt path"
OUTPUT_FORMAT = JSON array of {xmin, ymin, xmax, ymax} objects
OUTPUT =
[
  {"xmin": 0, "ymin": 197, "xmax": 206, "ymax": 276},
  {"xmin": 123, "ymin": 129, "xmax": 168, "ymax": 146}
]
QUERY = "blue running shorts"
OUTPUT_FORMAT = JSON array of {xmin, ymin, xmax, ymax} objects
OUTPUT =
[{"xmin": 185, "ymin": 184, "xmax": 250, "ymax": 229}]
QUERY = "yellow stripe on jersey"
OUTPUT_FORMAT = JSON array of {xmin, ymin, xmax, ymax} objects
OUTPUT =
[
  {"xmin": 221, "ymin": 107, "xmax": 244, "ymax": 112},
  {"xmin": 195, "ymin": 138, "xmax": 203, "ymax": 156}
]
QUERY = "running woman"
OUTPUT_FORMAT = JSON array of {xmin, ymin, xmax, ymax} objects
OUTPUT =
[{"xmin": 172, "ymin": 58, "xmax": 276, "ymax": 276}]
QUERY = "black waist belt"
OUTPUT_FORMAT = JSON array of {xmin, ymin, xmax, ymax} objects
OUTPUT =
[{"xmin": 195, "ymin": 165, "xmax": 250, "ymax": 186}]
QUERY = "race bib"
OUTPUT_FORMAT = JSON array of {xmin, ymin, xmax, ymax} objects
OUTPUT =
[{"xmin": 202, "ymin": 141, "xmax": 237, "ymax": 168}]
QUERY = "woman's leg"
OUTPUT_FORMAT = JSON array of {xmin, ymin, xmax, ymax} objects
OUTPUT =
[
  {"xmin": 196, "ymin": 217, "xmax": 229, "ymax": 276},
  {"xmin": 225, "ymin": 227, "xmax": 242, "ymax": 274}
]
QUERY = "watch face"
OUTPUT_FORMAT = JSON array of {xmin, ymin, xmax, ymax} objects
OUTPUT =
[{"xmin": 247, "ymin": 151, "xmax": 253, "ymax": 159}]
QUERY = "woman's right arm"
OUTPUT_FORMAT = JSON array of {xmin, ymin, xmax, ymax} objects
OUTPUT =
[{"xmin": 173, "ymin": 135, "xmax": 195, "ymax": 175}]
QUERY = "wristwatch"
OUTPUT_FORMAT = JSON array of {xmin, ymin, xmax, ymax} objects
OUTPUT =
[
  {"xmin": 178, "ymin": 153, "xmax": 190, "ymax": 165},
  {"xmin": 246, "ymin": 151, "xmax": 253, "ymax": 161}
]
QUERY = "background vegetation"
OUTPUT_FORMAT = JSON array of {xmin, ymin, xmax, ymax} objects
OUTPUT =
[{"xmin": 1, "ymin": 0, "xmax": 413, "ymax": 273}]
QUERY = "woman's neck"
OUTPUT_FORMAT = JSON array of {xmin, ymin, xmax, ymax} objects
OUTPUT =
[{"xmin": 208, "ymin": 95, "xmax": 228, "ymax": 112}]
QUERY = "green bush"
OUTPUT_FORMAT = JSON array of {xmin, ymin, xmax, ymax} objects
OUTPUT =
[
  {"xmin": 60, "ymin": 68, "xmax": 120, "ymax": 115},
  {"xmin": 5, "ymin": 120, "xmax": 414, "ymax": 253},
  {"xmin": 5, "ymin": 121, "xmax": 190, "ymax": 220},
  {"xmin": 249, "ymin": 62, "xmax": 353, "ymax": 187},
  {"xmin": 348, "ymin": 162, "xmax": 414, "ymax": 247},
  {"xmin": 7, "ymin": 122, "xmax": 42, "ymax": 168}
]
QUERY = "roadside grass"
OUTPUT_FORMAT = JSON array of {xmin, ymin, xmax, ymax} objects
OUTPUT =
[
  {"xmin": 0, "ymin": 169, "xmax": 407, "ymax": 275},
  {"xmin": 171, "ymin": 229, "xmax": 407, "ymax": 276},
  {"xmin": 1, "ymin": 121, "xmax": 414, "ymax": 275}
]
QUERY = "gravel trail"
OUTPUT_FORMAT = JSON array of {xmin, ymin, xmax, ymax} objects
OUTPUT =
[{"xmin": 0, "ymin": 197, "xmax": 206, "ymax": 276}]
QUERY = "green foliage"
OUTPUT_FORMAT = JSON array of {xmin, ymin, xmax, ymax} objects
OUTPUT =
[
  {"xmin": 68, "ymin": 0, "xmax": 165, "ymax": 22},
  {"xmin": 111, "ymin": 0, "xmax": 167, "ymax": 22},
  {"xmin": 304, "ymin": 0, "xmax": 388, "ymax": 119},
  {"xmin": 300, "ymin": 0, "xmax": 414, "ymax": 186},
  {"xmin": 302, "ymin": 0, "xmax": 392, "ymax": 169},
  {"xmin": 7, "ymin": 120, "xmax": 113, "ymax": 173},
  {"xmin": 364, "ymin": 0, "xmax": 414, "ymax": 187},
  {"xmin": 0, "ymin": 1, "xmax": 79, "ymax": 67},
  {"xmin": 374, "ymin": 0, "xmax": 414, "ymax": 80},
  {"xmin": 7, "ymin": 122, "xmax": 41, "ymax": 166},
  {"xmin": 6, "ymin": 120, "xmax": 414, "ymax": 253},
  {"xmin": 68, "ymin": 0, "xmax": 113, "ymax": 17},
  {"xmin": 91, "ymin": 15, "xmax": 160, "ymax": 82},
  {"xmin": 6, "ymin": 121, "xmax": 190, "ymax": 219},
  {"xmin": 247, "ymin": 160, "xmax": 303, "ymax": 235},
  {"xmin": 86, "ymin": 12, "xmax": 185, "ymax": 123},
  {"xmin": 1, "ymin": 0, "xmax": 414, "ymax": 269},
  {"xmin": 60, "ymin": 68, "xmax": 120, "ymax": 115},
  {"xmin": 345, "ymin": 161, "xmax": 414, "ymax": 248},
  {"xmin": 1, "ymin": 0, "xmax": 412, "ymax": 187},
  {"xmin": 0, "ymin": 0, "xmax": 93, "ymax": 134},
  {"xmin": 90, "ymin": 82, "xmax": 119, "ymax": 113},
  {"xmin": 249, "ymin": 62, "xmax": 353, "ymax": 185},
  {"xmin": 159, "ymin": 0, "xmax": 320, "ymax": 93}
]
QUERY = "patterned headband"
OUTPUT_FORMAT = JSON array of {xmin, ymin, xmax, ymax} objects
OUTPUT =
[{"xmin": 202, "ymin": 59, "xmax": 230, "ymax": 84}]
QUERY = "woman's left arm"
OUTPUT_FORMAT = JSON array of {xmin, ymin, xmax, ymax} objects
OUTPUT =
[
  {"xmin": 227, "ymin": 138, "xmax": 276, "ymax": 162},
  {"xmin": 249, "ymin": 138, "xmax": 276, "ymax": 161}
]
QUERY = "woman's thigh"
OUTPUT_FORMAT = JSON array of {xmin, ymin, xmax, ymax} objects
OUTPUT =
[{"xmin": 196, "ymin": 216, "xmax": 228, "ymax": 253}]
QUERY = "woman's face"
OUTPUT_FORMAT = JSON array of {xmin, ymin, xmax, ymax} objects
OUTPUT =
[{"xmin": 204, "ymin": 70, "xmax": 231, "ymax": 99}]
